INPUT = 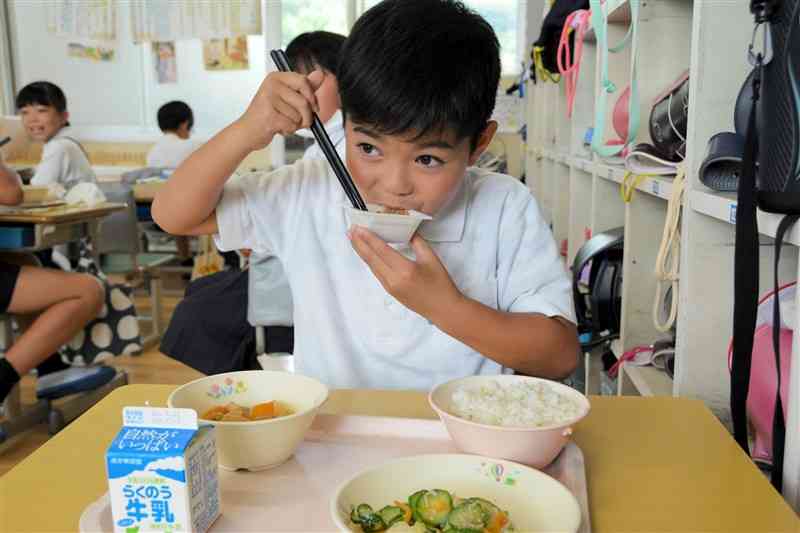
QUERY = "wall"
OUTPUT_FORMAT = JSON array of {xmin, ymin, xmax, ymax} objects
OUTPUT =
[{"xmin": 8, "ymin": 0, "xmax": 266, "ymax": 143}]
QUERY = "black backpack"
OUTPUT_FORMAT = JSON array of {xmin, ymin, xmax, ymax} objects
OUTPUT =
[
  {"xmin": 732, "ymin": 0, "xmax": 800, "ymax": 493},
  {"xmin": 532, "ymin": 0, "xmax": 589, "ymax": 80}
]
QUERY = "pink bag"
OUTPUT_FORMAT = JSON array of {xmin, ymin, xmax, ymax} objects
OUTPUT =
[
  {"xmin": 728, "ymin": 282, "xmax": 794, "ymax": 465},
  {"xmin": 613, "ymin": 86, "xmax": 631, "ymax": 141}
]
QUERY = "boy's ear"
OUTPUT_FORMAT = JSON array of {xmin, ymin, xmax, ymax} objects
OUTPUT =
[
  {"xmin": 61, "ymin": 111, "xmax": 70, "ymax": 126},
  {"xmin": 307, "ymin": 70, "xmax": 326, "ymax": 92},
  {"xmin": 468, "ymin": 120, "xmax": 498, "ymax": 166}
]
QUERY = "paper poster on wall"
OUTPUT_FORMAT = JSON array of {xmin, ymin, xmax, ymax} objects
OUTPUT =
[
  {"xmin": 48, "ymin": 0, "xmax": 117, "ymax": 41},
  {"xmin": 131, "ymin": 0, "xmax": 261, "ymax": 42},
  {"xmin": 67, "ymin": 42, "xmax": 115, "ymax": 62},
  {"xmin": 203, "ymin": 36, "xmax": 249, "ymax": 71},
  {"xmin": 153, "ymin": 42, "xmax": 178, "ymax": 83}
]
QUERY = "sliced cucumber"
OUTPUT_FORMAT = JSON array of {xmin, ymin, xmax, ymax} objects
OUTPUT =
[
  {"xmin": 447, "ymin": 499, "xmax": 491, "ymax": 532},
  {"xmin": 359, "ymin": 512, "xmax": 387, "ymax": 533},
  {"xmin": 408, "ymin": 490, "xmax": 427, "ymax": 523},
  {"xmin": 414, "ymin": 489, "xmax": 453, "ymax": 527},
  {"xmin": 351, "ymin": 506, "xmax": 363, "ymax": 524},
  {"xmin": 357, "ymin": 504, "xmax": 375, "ymax": 520},
  {"xmin": 378, "ymin": 506, "xmax": 405, "ymax": 528}
]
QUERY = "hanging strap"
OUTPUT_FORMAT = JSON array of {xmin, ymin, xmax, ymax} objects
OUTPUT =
[
  {"xmin": 731, "ymin": 60, "xmax": 761, "ymax": 461},
  {"xmin": 589, "ymin": 0, "xmax": 641, "ymax": 158},
  {"xmin": 558, "ymin": 9, "xmax": 592, "ymax": 117},
  {"xmin": 533, "ymin": 46, "xmax": 561, "ymax": 83},
  {"xmin": 771, "ymin": 214, "xmax": 796, "ymax": 491},
  {"xmin": 653, "ymin": 165, "xmax": 686, "ymax": 333}
]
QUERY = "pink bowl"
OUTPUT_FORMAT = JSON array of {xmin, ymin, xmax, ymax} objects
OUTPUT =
[{"xmin": 429, "ymin": 375, "xmax": 591, "ymax": 469}]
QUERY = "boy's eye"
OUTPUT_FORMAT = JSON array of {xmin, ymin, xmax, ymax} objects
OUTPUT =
[
  {"xmin": 357, "ymin": 143, "xmax": 380, "ymax": 157},
  {"xmin": 416, "ymin": 154, "xmax": 444, "ymax": 168}
]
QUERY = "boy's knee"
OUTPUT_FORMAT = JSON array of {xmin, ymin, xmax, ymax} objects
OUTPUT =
[{"xmin": 78, "ymin": 274, "xmax": 105, "ymax": 311}]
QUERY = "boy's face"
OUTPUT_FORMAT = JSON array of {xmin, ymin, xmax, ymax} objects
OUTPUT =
[
  {"xmin": 345, "ymin": 121, "xmax": 496, "ymax": 216},
  {"xmin": 20, "ymin": 105, "xmax": 68, "ymax": 142}
]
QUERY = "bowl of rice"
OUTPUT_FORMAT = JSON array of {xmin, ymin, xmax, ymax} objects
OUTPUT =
[{"xmin": 429, "ymin": 375, "xmax": 590, "ymax": 469}]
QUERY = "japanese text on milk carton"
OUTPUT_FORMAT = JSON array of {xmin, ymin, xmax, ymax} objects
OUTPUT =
[{"xmin": 106, "ymin": 406, "xmax": 221, "ymax": 532}]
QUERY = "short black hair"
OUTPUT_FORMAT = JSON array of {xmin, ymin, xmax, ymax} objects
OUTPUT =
[
  {"xmin": 16, "ymin": 81, "xmax": 68, "ymax": 113},
  {"xmin": 286, "ymin": 31, "xmax": 346, "ymax": 75},
  {"xmin": 157, "ymin": 101, "xmax": 194, "ymax": 132},
  {"xmin": 338, "ymin": 0, "xmax": 500, "ymax": 151}
]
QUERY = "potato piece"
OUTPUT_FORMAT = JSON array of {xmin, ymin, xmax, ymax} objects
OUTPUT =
[
  {"xmin": 274, "ymin": 402, "xmax": 293, "ymax": 417},
  {"xmin": 221, "ymin": 412, "xmax": 250, "ymax": 422},
  {"xmin": 250, "ymin": 401, "xmax": 276, "ymax": 420},
  {"xmin": 224, "ymin": 402, "xmax": 247, "ymax": 415},
  {"xmin": 201, "ymin": 406, "xmax": 227, "ymax": 421}
]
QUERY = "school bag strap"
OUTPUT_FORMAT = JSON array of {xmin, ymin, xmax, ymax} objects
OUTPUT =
[{"xmin": 589, "ymin": 0, "xmax": 640, "ymax": 158}]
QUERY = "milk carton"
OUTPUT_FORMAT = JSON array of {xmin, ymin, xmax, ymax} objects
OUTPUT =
[{"xmin": 106, "ymin": 406, "xmax": 221, "ymax": 532}]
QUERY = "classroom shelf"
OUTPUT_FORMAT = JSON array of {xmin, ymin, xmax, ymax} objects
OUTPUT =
[
  {"xmin": 585, "ymin": 0, "xmax": 633, "ymax": 41},
  {"xmin": 619, "ymin": 364, "xmax": 674, "ymax": 397},
  {"xmin": 527, "ymin": 0, "xmax": 800, "ymax": 508},
  {"xmin": 689, "ymin": 189, "xmax": 800, "ymax": 246}
]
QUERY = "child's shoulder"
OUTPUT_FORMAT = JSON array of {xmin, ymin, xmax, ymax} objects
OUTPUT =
[{"xmin": 465, "ymin": 167, "xmax": 535, "ymax": 208}]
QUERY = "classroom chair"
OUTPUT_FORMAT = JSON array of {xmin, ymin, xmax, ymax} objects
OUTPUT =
[
  {"xmin": 0, "ymin": 253, "xmax": 127, "ymax": 441},
  {"xmin": 96, "ymin": 182, "xmax": 176, "ymax": 348}
]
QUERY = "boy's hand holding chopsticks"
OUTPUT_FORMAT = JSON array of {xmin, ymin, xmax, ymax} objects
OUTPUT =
[{"xmin": 237, "ymin": 71, "xmax": 324, "ymax": 151}]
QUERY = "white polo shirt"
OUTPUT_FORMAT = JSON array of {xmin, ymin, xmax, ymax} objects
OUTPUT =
[
  {"xmin": 301, "ymin": 110, "xmax": 344, "ymax": 161},
  {"xmin": 31, "ymin": 127, "xmax": 97, "ymax": 189},
  {"xmin": 216, "ymin": 159, "xmax": 574, "ymax": 390},
  {"xmin": 146, "ymin": 133, "xmax": 197, "ymax": 168}
]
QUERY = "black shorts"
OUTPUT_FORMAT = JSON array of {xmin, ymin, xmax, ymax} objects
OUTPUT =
[{"xmin": 0, "ymin": 262, "xmax": 21, "ymax": 313}]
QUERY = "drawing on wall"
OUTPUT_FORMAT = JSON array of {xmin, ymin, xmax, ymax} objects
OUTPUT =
[
  {"xmin": 203, "ymin": 36, "xmax": 249, "ymax": 71},
  {"xmin": 67, "ymin": 42, "xmax": 115, "ymax": 62},
  {"xmin": 153, "ymin": 41, "xmax": 178, "ymax": 83}
]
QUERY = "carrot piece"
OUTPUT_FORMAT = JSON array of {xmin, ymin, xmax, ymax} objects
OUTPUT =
[{"xmin": 250, "ymin": 401, "xmax": 276, "ymax": 420}]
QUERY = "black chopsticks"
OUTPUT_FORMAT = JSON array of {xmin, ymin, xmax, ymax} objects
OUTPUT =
[{"xmin": 270, "ymin": 49, "xmax": 367, "ymax": 211}]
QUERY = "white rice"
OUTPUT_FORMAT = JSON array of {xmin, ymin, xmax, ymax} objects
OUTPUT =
[{"xmin": 450, "ymin": 379, "xmax": 582, "ymax": 428}]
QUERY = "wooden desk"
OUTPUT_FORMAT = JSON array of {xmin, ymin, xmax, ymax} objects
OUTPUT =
[
  {"xmin": 133, "ymin": 181, "xmax": 163, "ymax": 203},
  {"xmin": 0, "ymin": 203, "xmax": 125, "ymax": 252},
  {"xmin": 0, "ymin": 385, "xmax": 797, "ymax": 532}
]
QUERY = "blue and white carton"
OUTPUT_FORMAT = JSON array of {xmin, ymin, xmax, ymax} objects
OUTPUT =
[{"xmin": 106, "ymin": 406, "xmax": 221, "ymax": 532}]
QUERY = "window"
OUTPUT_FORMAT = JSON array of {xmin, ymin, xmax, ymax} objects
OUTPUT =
[
  {"xmin": 362, "ymin": 0, "xmax": 522, "ymax": 75},
  {"xmin": 281, "ymin": 0, "xmax": 349, "ymax": 48},
  {"xmin": 467, "ymin": 0, "xmax": 520, "ymax": 75}
]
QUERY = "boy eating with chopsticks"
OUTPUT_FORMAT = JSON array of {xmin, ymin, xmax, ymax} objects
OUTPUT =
[{"xmin": 153, "ymin": 0, "xmax": 579, "ymax": 390}]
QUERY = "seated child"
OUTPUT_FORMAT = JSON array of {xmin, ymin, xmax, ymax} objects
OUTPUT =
[
  {"xmin": 153, "ymin": 0, "xmax": 579, "ymax": 390},
  {"xmin": 16, "ymin": 81, "xmax": 96, "ymax": 189},
  {"xmin": 147, "ymin": 101, "xmax": 197, "ymax": 168},
  {"xmin": 0, "ymin": 156, "xmax": 104, "ymax": 407},
  {"xmin": 160, "ymin": 31, "xmax": 347, "ymax": 374}
]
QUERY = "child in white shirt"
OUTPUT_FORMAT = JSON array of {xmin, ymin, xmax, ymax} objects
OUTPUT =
[
  {"xmin": 147, "ymin": 101, "xmax": 196, "ymax": 168},
  {"xmin": 153, "ymin": 0, "xmax": 579, "ymax": 390},
  {"xmin": 16, "ymin": 81, "xmax": 96, "ymax": 189},
  {"xmin": 0, "ymin": 156, "xmax": 104, "ymax": 406}
]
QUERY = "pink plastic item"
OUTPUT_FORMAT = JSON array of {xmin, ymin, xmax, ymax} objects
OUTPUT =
[
  {"xmin": 728, "ymin": 282, "xmax": 794, "ymax": 465},
  {"xmin": 612, "ymin": 86, "xmax": 631, "ymax": 141},
  {"xmin": 558, "ymin": 10, "xmax": 592, "ymax": 118}
]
